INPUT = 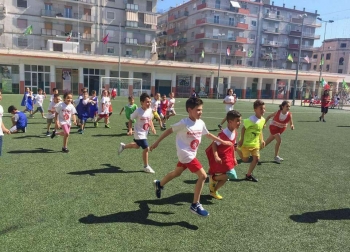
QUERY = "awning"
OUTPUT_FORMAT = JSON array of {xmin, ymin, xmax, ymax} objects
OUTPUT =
[
  {"xmin": 230, "ymin": 1, "xmax": 241, "ymax": 8},
  {"xmin": 144, "ymin": 14, "xmax": 157, "ymax": 25},
  {"xmin": 126, "ymin": 11, "xmax": 138, "ymax": 22}
]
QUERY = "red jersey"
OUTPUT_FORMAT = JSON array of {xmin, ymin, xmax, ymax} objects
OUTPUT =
[
  {"xmin": 321, "ymin": 95, "xmax": 331, "ymax": 107},
  {"xmin": 206, "ymin": 129, "xmax": 237, "ymax": 174},
  {"xmin": 270, "ymin": 110, "xmax": 291, "ymax": 128},
  {"xmin": 160, "ymin": 100, "xmax": 169, "ymax": 115}
]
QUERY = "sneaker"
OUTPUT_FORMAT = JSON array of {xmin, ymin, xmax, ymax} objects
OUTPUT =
[
  {"xmin": 144, "ymin": 165, "xmax": 155, "ymax": 174},
  {"xmin": 77, "ymin": 129, "xmax": 82, "ymax": 133},
  {"xmin": 62, "ymin": 147, "xmax": 69, "ymax": 153},
  {"xmin": 246, "ymin": 174, "xmax": 258, "ymax": 182},
  {"xmin": 23, "ymin": 127, "xmax": 26, "ymax": 133},
  {"xmin": 161, "ymin": 126, "xmax": 166, "ymax": 131},
  {"xmin": 319, "ymin": 117, "xmax": 321, "ymax": 122},
  {"xmin": 46, "ymin": 131, "xmax": 50, "ymax": 137},
  {"xmin": 79, "ymin": 130, "xmax": 84, "ymax": 134},
  {"xmin": 105, "ymin": 124, "xmax": 110, "ymax": 128},
  {"xmin": 42, "ymin": 116, "xmax": 47, "ymax": 119},
  {"xmin": 153, "ymin": 180, "xmax": 163, "ymax": 198},
  {"xmin": 210, "ymin": 191, "xmax": 223, "ymax": 200},
  {"xmin": 118, "ymin": 143, "xmax": 125, "ymax": 155},
  {"xmin": 218, "ymin": 124, "xmax": 222, "ymax": 130},
  {"xmin": 209, "ymin": 175, "xmax": 217, "ymax": 192},
  {"xmin": 94, "ymin": 122, "xmax": 98, "ymax": 128},
  {"xmin": 276, "ymin": 156, "xmax": 284, "ymax": 161},
  {"xmin": 323, "ymin": 119, "xmax": 326, "ymax": 122},
  {"xmin": 190, "ymin": 203, "xmax": 209, "ymax": 217},
  {"xmin": 51, "ymin": 130, "xmax": 56, "ymax": 139},
  {"xmin": 274, "ymin": 156, "xmax": 282, "ymax": 164}
]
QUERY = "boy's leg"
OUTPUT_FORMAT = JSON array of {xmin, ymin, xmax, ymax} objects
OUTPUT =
[
  {"xmin": 274, "ymin": 134, "xmax": 282, "ymax": 157},
  {"xmin": 142, "ymin": 147, "xmax": 149, "ymax": 167},
  {"xmin": 212, "ymin": 174, "xmax": 228, "ymax": 191},
  {"xmin": 193, "ymin": 168, "xmax": 207, "ymax": 204},
  {"xmin": 246, "ymin": 154, "xmax": 259, "ymax": 182},
  {"xmin": 264, "ymin": 134, "xmax": 275, "ymax": 148},
  {"xmin": 159, "ymin": 166, "xmax": 185, "ymax": 187}
]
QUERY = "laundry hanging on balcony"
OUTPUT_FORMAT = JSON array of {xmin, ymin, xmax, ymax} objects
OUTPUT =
[{"xmin": 230, "ymin": 1, "xmax": 241, "ymax": 8}]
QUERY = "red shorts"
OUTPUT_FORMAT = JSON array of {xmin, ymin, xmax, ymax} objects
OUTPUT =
[
  {"xmin": 269, "ymin": 125, "xmax": 286, "ymax": 135},
  {"xmin": 177, "ymin": 158, "xmax": 202, "ymax": 173},
  {"xmin": 99, "ymin": 114, "xmax": 109, "ymax": 118}
]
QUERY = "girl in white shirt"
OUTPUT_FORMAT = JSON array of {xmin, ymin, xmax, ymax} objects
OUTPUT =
[
  {"xmin": 218, "ymin": 89, "xmax": 236, "ymax": 130},
  {"xmin": 94, "ymin": 90, "xmax": 111, "ymax": 128}
]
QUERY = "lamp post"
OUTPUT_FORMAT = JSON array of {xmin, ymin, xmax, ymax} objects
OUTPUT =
[
  {"xmin": 217, "ymin": 33, "xmax": 225, "ymax": 99},
  {"xmin": 292, "ymin": 13, "xmax": 307, "ymax": 106},
  {"xmin": 317, "ymin": 18, "xmax": 334, "ymax": 87}
]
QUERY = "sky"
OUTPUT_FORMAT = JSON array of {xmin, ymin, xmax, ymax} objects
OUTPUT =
[{"xmin": 157, "ymin": 0, "xmax": 350, "ymax": 47}]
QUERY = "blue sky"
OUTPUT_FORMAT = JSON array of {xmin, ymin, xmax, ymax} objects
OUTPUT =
[{"xmin": 157, "ymin": 0, "xmax": 350, "ymax": 47}]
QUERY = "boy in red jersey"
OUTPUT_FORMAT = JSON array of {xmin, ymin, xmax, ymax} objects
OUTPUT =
[
  {"xmin": 206, "ymin": 110, "xmax": 241, "ymax": 200},
  {"xmin": 319, "ymin": 89, "xmax": 331, "ymax": 122},
  {"xmin": 159, "ymin": 94, "xmax": 169, "ymax": 130}
]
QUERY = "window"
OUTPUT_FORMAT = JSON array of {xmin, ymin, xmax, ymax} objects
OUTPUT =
[
  {"xmin": 236, "ymin": 60, "xmax": 242, "ymax": 65},
  {"xmin": 18, "ymin": 37, "xmax": 28, "ymax": 47},
  {"xmin": 215, "ymin": 0, "xmax": 220, "ymax": 9},
  {"xmin": 106, "ymin": 11, "xmax": 115, "ymax": 19},
  {"xmin": 338, "ymin": 69, "xmax": 343, "ymax": 73},
  {"xmin": 326, "ymin": 53, "xmax": 331, "ymax": 60},
  {"xmin": 126, "ymin": 21, "xmax": 137, "ymax": 27},
  {"xmin": 248, "ymin": 61, "xmax": 253, "ymax": 66},
  {"xmin": 229, "ymin": 18, "xmax": 234, "ymax": 26},
  {"xmin": 313, "ymin": 54, "xmax": 318, "ymax": 59},
  {"xmin": 17, "ymin": 19, "xmax": 27, "ymax": 29},
  {"xmin": 146, "ymin": 1, "xmax": 152, "ymax": 12},
  {"xmin": 211, "ymin": 57, "xmax": 216, "ymax": 64},
  {"xmin": 214, "ymin": 15, "xmax": 219, "ymax": 24},
  {"xmin": 251, "ymin": 20, "xmax": 257, "ymax": 27},
  {"xmin": 250, "ymin": 34, "xmax": 256, "ymax": 40},
  {"xmin": 17, "ymin": 0, "xmax": 27, "ymax": 8},
  {"xmin": 339, "ymin": 57, "xmax": 344, "ymax": 65},
  {"xmin": 108, "ymin": 0, "xmax": 115, "ymax": 2},
  {"xmin": 340, "ymin": 43, "xmax": 346, "ymax": 48},
  {"xmin": 191, "ymin": 32, "xmax": 194, "ymax": 38},
  {"xmin": 107, "ymin": 47, "xmax": 114, "ymax": 54},
  {"xmin": 225, "ymin": 58, "xmax": 231, "ymax": 65},
  {"xmin": 313, "ymin": 65, "xmax": 316, "ymax": 70},
  {"xmin": 84, "ymin": 44, "xmax": 91, "ymax": 52},
  {"xmin": 326, "ymin": 64, "xmax": 330, "ymax": 71},
  {"xmin": 128, "ymin": 0, "xmax": 134, "ymax": 3},
  {"xmin": 126, "ymin": 48, "xmax": 132, "ymax": 56},
  {"xmin": 64, "ymin": 6, "xmax": 72, "ymax": 18},
  {"xmin": 53, "ymin": 43, "xmax": 63, "ymax": 52}
]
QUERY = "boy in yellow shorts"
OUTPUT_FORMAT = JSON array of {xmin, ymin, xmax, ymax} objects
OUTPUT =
[
  {"xmin": 151, "ymin": 93, "xmax": 164, "ymax": 129},
  {"xmin": 237, "ymin": 99, "xmax": 265, "ymax": 182}
]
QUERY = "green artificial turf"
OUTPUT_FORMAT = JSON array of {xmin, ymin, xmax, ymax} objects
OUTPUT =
[{"xmin": 0, "ymin": 95, "xmax": 349, "ymax": 251}]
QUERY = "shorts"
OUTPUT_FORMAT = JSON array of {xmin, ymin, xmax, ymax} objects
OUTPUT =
[
  {"xmin": 99, "ymin": 114, "xmax": 109, "ymax": 118},
  {"xmin": 134, "ymin": 139, "xmax": 149, "ymax": 149},
  {"xmin": 47, "ymin": 118, "xmax": 54, "ymax": 124},
  {"xmin": 159, "ymin": 113, "xmax": 165, "ymax": 119},
  {"xmin": 239, "ymin": 146, "xmax": 260, "ymax": 159},
  {"xmin": 213, "ymin": 169, "xmax": 237, "ymax": 180},
  {"xmin": 9, "ymin": 125, "xmax": 25, "ymax": 133},
  {"xmin": 269, "ymin": 125, "xmax": 286, "ymax": 135},
  {"xmin": 177, "ymin": 158, "xmax": 203, "ymax": 173},
  {"xmin": 61, "ymin": 124, "xmax": 71, "ymax": 135},
  {"xmin": 35, "ymin": 107, "xmax": 44, "ymax": 113},
  {"xmin": 321, "ymin": 107, "xmax": 329, "ymax": 114},
  {"xmin": 167, "ymin": 109, "xmax": 176, "ymax": 115},
  {"xmin": 152, "ymin": 111, "xmax": 160, "ymax": 120}
]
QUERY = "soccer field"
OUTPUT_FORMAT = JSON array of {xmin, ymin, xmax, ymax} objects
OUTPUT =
[{"xmin": 0, "ymin": 95, "xmax": 349, "ymax": 251}]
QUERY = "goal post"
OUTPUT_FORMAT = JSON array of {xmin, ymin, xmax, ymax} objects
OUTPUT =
[{"xmin": 99, "ymin": 77, "xmax": 145, "ymax": 97}]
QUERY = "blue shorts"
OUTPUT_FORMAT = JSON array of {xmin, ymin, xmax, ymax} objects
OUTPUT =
[{"xmin": 134, "ymin": 139, "xmax": 149, "ymax": 149}]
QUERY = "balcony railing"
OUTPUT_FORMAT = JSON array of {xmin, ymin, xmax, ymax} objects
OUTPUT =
[
  {"xmin": 263, "ymin": 13, "xmax": 283, "ymax": 21},
  {"xmin": 289, "ymin": 30, "xmax": 320, "ymax": 39},
  {"xmin": 168, "ymin": 11, "xmax": 189, "ymax": 22},
  {"xmin": 290, "ymin": 17, "xmax": 321, "ymax": 27},
  {"xmin": 125, "ymin": 38, "xmax": 138, "ymax": 45},
  {"xmin": 262, "ymin": 27, "xmax": 280, "ymax": 33},
  {"xmin": 40, "ymin": 29, "xmax": 93, "ymax": 41},
  {"xmin": 126, "ymin": 3, "xmax": 138, "ymax": 12},
  {"xmin": 196, "ymin": 1, "xmax": 251, "ymax": 14},
  {"xmin": 261, "ymin": 40, "xmax": 286, "ymax": 47},
  {"xmin": 234, "ymin": 50, "xmax": 246, "ymax": 57},
  {"xmin": 56, "ymin": 0, "xmax": 96, "ymax": 4},
  {"xmin": 196, "ymin": 18, "xmax": 248, "ymax": 29},
  {"xmin": 41, "ymin": 9, "xmax": 95, "ymax": 23}
]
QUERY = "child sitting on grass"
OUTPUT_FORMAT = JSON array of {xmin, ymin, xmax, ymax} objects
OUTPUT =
[{"xmin": 8, "ymin": 105, "xmax": 28, "ymax": 133}]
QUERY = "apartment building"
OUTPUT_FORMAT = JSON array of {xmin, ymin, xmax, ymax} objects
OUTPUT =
[
  {"xmin": 312, "ymin": 38, "xmax": 350, "ymax": 75},
  {"xmin": 157, "ymin": 0, "xmax": 320, "ymax": 71},
  {"xmin": 0, "ymin": 0, "xmax": 158, "ymax": 93}
]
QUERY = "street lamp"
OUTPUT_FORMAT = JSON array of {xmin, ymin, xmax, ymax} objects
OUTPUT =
[
  {"xmin": 292, "ymin": 13, "xmax": 307, "ymax": 106},
  {"xmin": 317, "ymin": 18, "xmax": 334, "ymax": 87},
  {"xmin": 217, "ymin": 33, "xmax": 225, "ymax": 99}
]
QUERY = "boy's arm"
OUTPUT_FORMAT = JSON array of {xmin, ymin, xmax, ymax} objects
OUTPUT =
[
  {"xmin": 149, "ymin": 119, "xmax": 156, "ymax": 134},
  {"xmin": 54, "ymin": 112, "xmax": 59, "ymax": 129},
  {"xmin": 72, "ymin": 114, "xmax": 77, "ymax": 125},
  {"xmin": 260, "ymin": 130, "xmax": 265, "ymax": 148},
  {"xmin": 238, "ymin": 126, "xmax": 245, "ymax": 147},
  {"xmin": 289, "ymin": 114, "xmax": 294, "ymax": 130},
  {"xmin": 1, "ymin": 122, "xmax": 10, "ymax": 134},
  {"xmin": 150, "ymin": 128, "xmax": 173, "ymax": 151},
  {"xmin": 119, "ymin": 107, "xmax": 124, "ymax": 115},
  {"xmin": 264, "ymin": 112, "xmax": 276, "ymax": 126},
  {"xmin": 212, "ymin": 142, "xmax": 222, "ymax": 164},
  {"xmin": 206, "ymin": 133, "xmax": 233, "ymax": 146}
]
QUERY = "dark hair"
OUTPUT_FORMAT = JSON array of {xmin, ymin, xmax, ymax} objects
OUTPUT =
[
  {"xmin": 186, "ymin": 97, "xmax": 203, "ymax": 112},
  {"xmin": 8, "ymin": 105, "xmax": 17, "ymax": 113},
  {"xmin": 140, "ymin": 93, "xmax": 151, "ymax": 102},
  {"xmin": 82, "ymin": 90, "xmax": 88, "ymax": 95},
  {"xmin": 128, "ymin": 95, "xmax": 134, "ymax": 100},
  {"xmin": 226, "ymin": 110, "xmax": 241, "ymax": 121},
  {"xmin": 81, "ymin": 88, "xmax": 87, "ymax": 92},
  {"xmin": 38, "ymin": 88, "xmax": 43, "ymax": 92},
  {"xmin": 52, "ymin": 88, "xmax": 58, "ymax": 92},
  {"xmin": 63, "ymin": 92, "xmax": 72, "ymax": 99},
  {"xmin": 323, "ymin": 90, "xmax": 330, "ymax": 96},
  {"xmin": 279, "ymin": 100, "xmax": 290, "ymax": 110},
  {"xmin": 253, "ymin": 99, "xmax": 265, "ymax": 109},
  {"xmin": 91, "ymin": 90, "xmax": 96, "ymax": 95},
  {"xmin": 53, "ymin": 94, "xmax": 60, "ymax": 98},
  {"xmin": 227, "ymin": 88, "xmax": 233, "ymax": 95}
]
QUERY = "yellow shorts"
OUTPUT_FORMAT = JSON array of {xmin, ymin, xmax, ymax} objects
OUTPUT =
[
  {"xmin": 152, "ymin": 111, "xmax": 160, "ymax": 120},
  {"xmin": 239, "ymin": 146, "xmax": 260, "ymax": 158}
]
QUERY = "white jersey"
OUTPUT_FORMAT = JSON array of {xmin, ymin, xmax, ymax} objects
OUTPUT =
[
  {"xmin": 215, "ymin": 127, "xmax": 236, "ymax": 145},
  {"xmin": 130, "ymin": 107, "xmax": 153, "ymax": 140},
  {"xmin": 168, "ymin": 98, "xmax": 175, "ymax": 111},
  {"xmin": 55, "ymin": 103, "xmax": 77, "ymax": 125},
  {"xmin": 0, "ymin": 105, "xmax": 4, "ymax": 136},
  {"xmin": 224, "ymin": 95, "xmax": 235, "ymax": 112},
  {"xmin": 50, "ymin": 94, "xmax": 55, "ymax": 102},
  {"xmin": 151, "ymin": 98, "xmax": 160, "ymax": 112},
  {"xmin": 35, "ymin": 94, "xmax": 45, "ymax": 107},
  {"xmin": 47, "ymin": 101, "xmax": 61, "ymax": 119},
  {"xmin": 98, "ymin": 96, "xmax": 110, "ymax": 114},
  {"xmin": 172, "ymin": 117, "xmax": 209, "ymax": 163}
]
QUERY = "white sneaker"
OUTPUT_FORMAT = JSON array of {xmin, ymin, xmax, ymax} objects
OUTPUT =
[
  {"xmin": 274, "ymin": 156, "xmax": 282, "ymax": 164},
  {"xmin": 118, "ymin": 143, "xmax": 125, "ymax": 155},
  {"xmin": 276, "ymin": 156, "xmax": 284, "ymax": 161},
  {"xmin": 143, "ymin": 165, "xmax": 155, "ymax": 174}
]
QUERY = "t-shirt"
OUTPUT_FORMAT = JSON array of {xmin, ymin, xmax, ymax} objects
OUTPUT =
[
  {"xmin": 160, "ymin": 100, "xmax": 168, "ymax": 115},
  {"xmin": 50, "ymin": 94, "xmax": 55, "ymax": 102},
  {"xmin": 47, "ymin": 101, "xmax": 61, "ymax": 119},
  {"xmin": 168, "ymin": 98, "xmax": 175, "ymax": 110},
  {"xmin": 216, "ymin": 127, "xmax": 236, "ymax": 145},
  {"xmin": 98, "ymin": 96, "xmax": 110, "ymax": 114},
  {"xmin": 35, "ymin": 94, "xmax": 45, "ymax": 107},
  {"xmin": 124, "ymin": 104, "xmax": 138, "ymax": 120},
  {"xmin": 241, "ymin": 115, "xmax": 265, "ymax": 148},
  {"xmin": 321, "ymin": 95, "xmax": 331, "ymax": 107},
  {"xmin": 172, "ymin": 117, "xmax": 209, "ymax": 163},
  {"xmin": 130, "ymin": 107, "xmax": 153, "ymax": 140},
  {"xmin": 0, "ymin": 105, "xmax": 3, "ymax": 136},
  {"xmin": 224, "ymin": 95, "xmax": 235, "ymax": 112},
  {"xmin": 55, "ymin": 103, "xmax": 77, "ymax": 125},
  {"xmin": 151, "ymin": 98, "xmax": 160, "ymax": 112}
]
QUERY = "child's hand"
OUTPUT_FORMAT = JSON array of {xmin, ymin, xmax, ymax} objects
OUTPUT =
[
  {"xmin": 152, "ymin": 128, "xmax": 156, "ymax": 134},
  {"xmin": 237, "ymin": 140, "xmax": 243, "ymax": 147},
  {"xmin": 215, "ymin": 156, "xmax": 222, "ymax": 164},
  {"xmin": 260, "ymin": 140, "xmax": 265, "ymax": 149},
  {"xmin": 222, "ymin": 140, "xmax": 233, "ymax": 146},
  {"xmin": 5, "ymin": 129, "xmax": 11, "ymax": 135},
  {"xmin": 127, "ymin": 130, "xmax": 132, "ymax": 136},
  {"xmin": 291, "ymin": 124, "xmax": 295, "ymax": 130}
]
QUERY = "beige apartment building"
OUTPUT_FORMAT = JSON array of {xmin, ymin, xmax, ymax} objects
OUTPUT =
[{"xmin": 157, "ymin": 0, "xmax": 320, "ymax": 73}]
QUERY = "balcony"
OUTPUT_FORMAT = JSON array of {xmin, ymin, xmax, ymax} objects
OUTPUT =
[
  {"xmin": 235, "ymin": 36, "xmax": 247, "ymax": 43},
  {"xmin": 196, "ymin": 1, "xmax": 252, "ymax": 14},
  {"xmin": 263, "ymin": 13, "xmax": 283, "ymax": 21},
  {"xmin": 260, "ymin": 54, "xmax": 277, "ymax": 60},
  {"xmin": 289, "ymin": 43, "xmax": 299, "ymax": 50},
  {"xmin": 290, "ymin": 17, "xmax": 321, "ymax": 27},
  {"xmin": 167, "ymin": 28, "xmax": 175, "ymax": 35},
  {"xmin": 195, "ymin": 32, "xmax": 205, "ymax": 39},
  {"xmin": 0, "ymin": 4, "xmax": 6, "ymax": 15},
  {"xmin": 262, "ymin": 27, "xmax": 280, "ymax": 34},
  {"xmin": 301, "ymin": 45, "xmax": 315, "ymax": 51},
  {"xmin": 238, "ymin": 8, "xmax": 250, "ymax": 15},
  {"xmin": 289, "ymin": 30, "xmax": 302, "ymax": 37},
  {"xmin": 195, "ymin": 47, "xmax": 204, "ymax": 53},
  {"xmin": 195, "ymin": 18, "xmax": 248, "ymax": 30},
  {"xmin": 197, "ymin": 3, "xmax": 207, "ymax": 10},
  {"xmin": 168, "ymin": 51, "xmax": 187, "ymax": 59},
  {"xmin": 261, "ymin": 40, "xmax": 285, "ymax": 47},
  {"xmin": 126, "ymin": 3, "xmax": 138, "ymax": 12},
  {"xmin": 41, "ymin": 9, "xmax": 95, "ymax": 24},
  {"xmin": 234, "ymin": 50, "xmax": 246, "ymax": 57},
  {"xmin": 168, "ymin": 15, "xmax": 176, "ymax": 22},
  {"xmin": 56, "ymin": 0, "xmax": 96, "ymax": 6},
  {"xmin": 289, "ymin": 30, "xmax": 320, "ymax": 40},
  {"xmin": 41, "ymin": 29, "xmax": 94, "ymax": 41},
  {"xmin": 157, "ymin": 31, "xmax": 167, "ymax": 37},
  {"xmin": 168, "ymin": 11, "xmax": 189, "ymax": 22},
  {"xmin": 125, "ymin": 21, "xmax": 154, "ymax": 31},
  {"xmin": 178, "ymin": 38, "xmax": 187, "ymax": 44}
]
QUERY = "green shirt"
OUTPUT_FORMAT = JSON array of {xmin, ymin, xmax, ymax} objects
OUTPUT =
[
  {"xmin": 241, "ymin": 116, "xmax": 265, "ymax": 148},
  {"xmin": 125, "ymin": 104, "xmax": 138, "ymax": 120}
]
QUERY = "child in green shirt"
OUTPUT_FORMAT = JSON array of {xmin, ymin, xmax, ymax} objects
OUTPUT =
[
  {"xmin": 120, "ymin": 96, "xmax": 138, "ymax": 134},
  {"xmin": 237, "ymin": 99, "xmax": 266, "ymax": 182}
]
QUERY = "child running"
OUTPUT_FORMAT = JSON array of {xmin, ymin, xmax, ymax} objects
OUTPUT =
[
  {"xmin": 319, "ymin": 89, "xmax": 331, "ymax": 122},
  {"xmin": 94, "ymin": 90, "xmax": 111, "ymax": 128},
  {"xmin": 75, "ymin": 91, "xmax": 94, "ymax": 134},
  {"xmin": 206, "ymin": 110, "xmax": 241, "ymax": 200},
  {"xmin": 218, "ymin": 88, "xmax": 236, "ymax": 130},
  {"xmin": 263, "ymin": 101, "xmax": 294, "ymax": 164},
  {"xmin": 236, "ymin": 99, "xmax": 265, "ymax": 182},
  {"xmin": 21, "ymin": 87, "xmax": 34, "ymax": 117},
  {"xmin": 119, "ymin": 95, "xmax": 138, "ymax": 133},
  {"xmin": 51, "ymin": 93, "xmax": 77, "ymax": 153},
  {"xmin": 8, "ymin": 105, "xmax": 28, "ymax": 133},
  {"xmin": 118, "ymin": 93, "xmax": 156, "ymax": 173},
  {"xmin": 50, "ymin": 88, "xmax": 59, "ymax": 102},
  {"xmin": 0, "ymin": 91, "xmax": 11, "ymax": 157},
  {"xmin": 159, "ymin": 94, "xmax": 168, "ymax": 130},
  {"xmin": 166, "ymin": 92, "xmax": 176, "ymax": 120},
  {"xmin": 151, "ymin": 97, "xmax": 233, "ymax": 217},
  {"xmin": 32, "ymin": 88, "xmax": 46, "ymax": 119},
  {"xmin": 46, "ymin": 94, "xmax": 61, "ymax": 136},
  {"xmin": 151, "ymin": 93, "xmax": 164, "ymax": 129},
  {"xmin": 89, "ymin": 90, "xmax": 98, "ymax": 122}
]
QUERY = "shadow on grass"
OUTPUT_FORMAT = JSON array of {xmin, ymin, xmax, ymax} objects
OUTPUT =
[
  {"xmin": 13, "ymin": 134, "xmax": 44, "ymax": 139},
  {"xmin": 337, "ymin": 126, "xmax": 350, "ymax": 127},
  {"xmin": 183, "ymin": 177, "xmax": 245, "ymax": 184},
  {"xmin": 79, "ymin": 201, "xmax": 198, "ymax": 230},
  {"xmin": 0, "ymin": 225, "xmax": 21, "ymax": 235},
  {"xmin": 258, "ymin": 161, "xmax": 278, "ymax": 165},
  {"xmin": 290, "ymin": 208, "xmax": 350, "ymax": 223},
  {"xmin": 297, "ymin": 121, "xmax": 320, "ymax": 123},
  {"xmin": 7, "ymin": 148, "xmax": 56, "ymax": 154},
  {"xmin": 91, "ymin": 133, "xmax": 128, "ymax": 137},
  {"xmin": 67, "ymin": 163, "xmax": 143, "ymax": 176}
]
